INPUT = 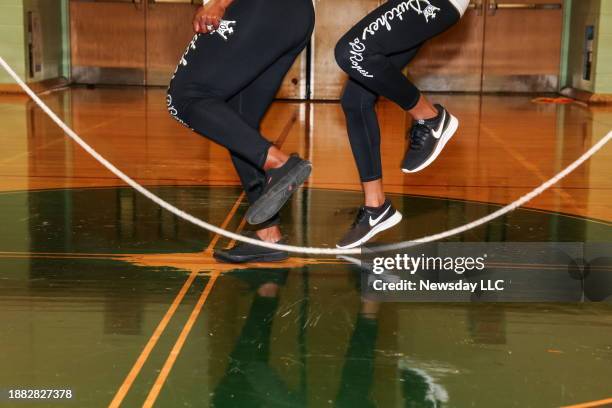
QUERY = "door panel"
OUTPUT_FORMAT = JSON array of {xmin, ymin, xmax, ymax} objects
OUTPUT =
[
  {"xmin": 144, "ymin": 0, "xmax": 307, "ymax": 97},
  {"xmin": 409, "ymin": 1, "xmax": 485, "ymax": 92},
  {"xmin": 69, "ymin": 0, "xmax": 564, "ymax": 94},
  {"xmin": 311, "ymin": 0, "xmax": 380, "ymax": 100},
  {"xmin": 482, "ymin": 0, "xmax": 563, "ymax": 92},
  {"xmin": 70, "ymin": 0, "xmax": 146, "ymax": 85},
  {"xmin": 71, "ymin": 0, "xmax": 307, "ymax": 96},
  {"xmin": 145, "ymin": 1, "xmax": 199, "ymax": 86}
]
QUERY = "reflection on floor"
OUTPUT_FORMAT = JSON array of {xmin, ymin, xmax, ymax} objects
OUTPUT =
[
  {"xmin": 0, "ymin": 186, "xmax": 610, "ymax": 407},
  {"xmin": 1, "ymin": 87, "xmax": 611, "ymax": 220}
]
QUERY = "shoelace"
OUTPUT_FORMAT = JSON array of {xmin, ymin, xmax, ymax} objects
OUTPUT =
[{"xmin": 409, "ymin": 121, "xmax": 432, "ymax": 151}]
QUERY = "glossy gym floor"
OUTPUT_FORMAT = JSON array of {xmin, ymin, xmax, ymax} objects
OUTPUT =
[{"xmin": 0, "ymin": 87, "xmax": 611, "ymax": 407}]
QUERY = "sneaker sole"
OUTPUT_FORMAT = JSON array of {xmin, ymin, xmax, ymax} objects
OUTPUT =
[
  {"xmin": 245, "ymin": 160, "xmax": 312, "ymax": 225},
  {"xmin": 402, "ymin": 114, "xmax": 459, "ymax": 174},
  {"xmin": 213, "ymin": 251, "xmax": 289, "ymax": 264},
  {"xmin": 336, "ymin": 210, "xmax": 403, "ymax": 249}
]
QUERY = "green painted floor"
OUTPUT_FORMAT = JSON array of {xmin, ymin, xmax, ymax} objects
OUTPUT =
[{"xmin": 0, "ymin": 186, "xmax": 611, "ymax": 407}]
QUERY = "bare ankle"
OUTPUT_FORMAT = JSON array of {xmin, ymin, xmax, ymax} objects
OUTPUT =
[
  {"xmin": 365, "ymin": 196, "xmax": 385, "ymax": 208},
  {"xmin": 408, "ymin": 95, "xmax": 438, "ymax": 121},
  {"xmin": 255, "ymin": 226, "xmax": 282, "ymax": 242},
  {"xmin": 362, "ymin": 179, "xmax": 386, "ymax": 208},
  {"xmin": 263, "ymin": 146, "xmax": 289, "ymax": 171}
]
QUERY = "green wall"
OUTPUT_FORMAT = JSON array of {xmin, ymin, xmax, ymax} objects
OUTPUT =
[
  {"xmin": 0, "ymin": 0, "xmax": 26, "ymax": 83},
  {"xmin": 0, "ymin": 0, "xmax": 67, "ymax": 85},
  {"xmin": 564, "ymin": 0, "xmax": 612, "ymax": 94},
  {"xmin": 565, "ymin": 0, "xmax": 599, "ymax": 92},
  {"xmin": 595, "ymin": 0, "xmax": 612, "ymax": 93},
  {"xmin": 23, "ymin": 0, "xmax": 65, "ymax": 81}
]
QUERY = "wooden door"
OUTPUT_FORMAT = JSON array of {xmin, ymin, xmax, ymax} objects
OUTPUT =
[
  {"xmin": 481, "ymin": 0, "xmax": 563, "ymax": 92},
  {"xmin": 310, "ymin": 0, "xmax": 381, "ymax": 99},
  {"xmin": 70, "ymin": 0, "xmax": 147, "ymax": 85},
  {"xmin": 409, "ymin": 1, "xmax": 486, "ymax": 92},
  {"xmin": 70, "ymin": 0, "xmax": 307, "ymax": 97},
  {"xmin": 144, "ymin": 0, "xmax": 307, "ymax": 97},
  {"xmin": 145, "ymin": 1, "xmax": 200, "ymax": 86}
]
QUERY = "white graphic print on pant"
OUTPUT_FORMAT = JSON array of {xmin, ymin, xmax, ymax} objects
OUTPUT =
[
  {"xmin": 167, "ymin": 19, "xmax": 238, "ymax": 126},
  {"xmin": 348, "ymin": 0, "xmax": 441, "ymax": 79}
]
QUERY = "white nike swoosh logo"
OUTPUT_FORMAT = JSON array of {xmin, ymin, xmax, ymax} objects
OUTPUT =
[
  {"xmin": 369, "ymin": 206, "xmax": 391, "ymax": 227},
  {"xmin": 431, "ymin": 110, "xmax": 446, "ymax": 139}
]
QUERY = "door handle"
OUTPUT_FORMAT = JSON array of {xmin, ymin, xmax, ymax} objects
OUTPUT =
[
  {"xmin": 488, "ymin": 1, "xmax": 562, "ymax": 15},
  {"xmin": 468, "ymin": 0, "xmax": 484, "ymax": 16}
]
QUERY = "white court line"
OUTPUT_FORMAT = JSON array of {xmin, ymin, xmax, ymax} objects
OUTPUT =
[{"xmin": 1, "ymin": 56, "xmax": 610, "ymax": 255}]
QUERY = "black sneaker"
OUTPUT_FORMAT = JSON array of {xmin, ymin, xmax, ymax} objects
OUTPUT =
[
  {"xmin": 245, "ymin": 154, "xmax": 312, "ymax": 225},
  {"xmin": 336, "ymin": 199, "xmax": 402, "ymax": 249},
  {"xmin": 402, "ymin": 104, "xmax": 458, "ymax": 173},
  {"xmin": 213, "ymin": 233, "xmax": 289, "ymax": 264}
]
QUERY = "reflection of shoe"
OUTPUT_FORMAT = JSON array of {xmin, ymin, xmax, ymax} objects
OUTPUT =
[
  {"xmin": 213, "ymin": 233, "xmax": 288, "ymax": 264},
  {"xmin": 338, "ymin": 254, "xmax": 402, "ymax": 294},
  {"xmin": 336, "ymin": 199, "xmax": 402, "ymax": 249},
  {"xmin": 246, "ymin": 154, "xmax": 312, "ymax": 225},
  {"xmin": 398, "ymin": 358, "xmax": 450, "ymax": 408},
  {"xmin": 402, "ymin": 104, "xmax": 458, "ymax": 173},
  {"xmin": 584, "ymin": 256, "xmax": 612, "ymax": 302},
  {"xmin": 226, "ymin": 268, "xmax": 290, "ymax": 291}
]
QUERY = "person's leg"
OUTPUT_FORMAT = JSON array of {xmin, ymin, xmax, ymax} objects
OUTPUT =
[
  {"xmin": 334, "ymin": 0, "xmax": 460, "ymax": 111},
  {"xmin": 169, "ymin": 0, "xmax": 315, "ymax": 231},
  {"xmin": 227, "ymin": 48, "xmax": 309, "ymax": 240},
  {"xmin": 336, "ymin": 49, "xmax": 418, "ymax": 249},
  {"xmin": 335, "ymin": 300, "xmax": 379, "ymax": 408},
  {"xmin": 335, "ymin": 0, "xmax": 465, "ymax": 174},
  {"xmin": 340, "ymin": 47, "xmax": 420, "ymax": 207},
  {"xmin": 210, "ymin": 0, "xmax": 314, "ymax": 262},
  {"xmin": 214, "ymin": 51, "xmax": 311, "ymax": 264},
  {"xmin": 167, "ymin": 0, "xmax": 311, "ymax": 171}
]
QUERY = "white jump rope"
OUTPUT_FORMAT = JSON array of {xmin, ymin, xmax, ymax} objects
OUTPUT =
[{"xmin": 1, "ymin": 56, "xmax": 610, "ymax": 256}]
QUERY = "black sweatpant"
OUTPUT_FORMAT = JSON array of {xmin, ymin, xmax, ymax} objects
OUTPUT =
[
  {"xmin": 167, "ymin": 0, "xmax": 314, "ymax": 217},
  {"xmin": 334, "ymin": 0, "xmax": 461, "ymax": 182}
]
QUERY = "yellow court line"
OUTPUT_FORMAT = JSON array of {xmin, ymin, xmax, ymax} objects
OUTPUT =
[
  {"xmin": 142, "ymin": 269, "xmax": 221, "ymax": 407},
  {"xmin": 226, "ymin": 217, "xmax": 248, "ymax": 248},
  {"xmin": 0, "ymin": 115, "xmax": 124, "ymax": 166},
  {"xmin": 480, "ymin": 124, "xmax": 576, "ymax": 205},
  {"xmin": 142, "ymin": 216, "xmax": 248, "ymax": 407},
  {"xmin": 107, "ymin": 193, "xmax": 245, "ymax": 408},
  {"xmin": 142, "ymin": 110, "xmax": 299, "ymax": 407},
  {"xmin": 110, "ymin": 109, "xmax": 298, "ymax": 407},
  {"xmin": 561, "ymin": 397, "xmax": 612, "ymax": 408}
]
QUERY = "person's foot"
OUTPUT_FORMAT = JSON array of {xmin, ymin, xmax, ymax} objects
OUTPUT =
[
  {"xmin": 336, "ymin": 199, "xmax": 402, "ymax": 249},
  {"xmin": 213, "ymin": 232, "xmax": 289, "ymax": 264},
  {"xmin": 246, "ymin": 154, "xmax": 312, "ymax": 225},
  {"xmin": 402, "ymin": 104, "xmax": 458, "ymax": 173}
]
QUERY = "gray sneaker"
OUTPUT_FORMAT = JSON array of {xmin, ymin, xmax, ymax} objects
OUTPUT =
[{"xmin": 246, "ymin": 154, "xmax": 312, "ymax": 225}]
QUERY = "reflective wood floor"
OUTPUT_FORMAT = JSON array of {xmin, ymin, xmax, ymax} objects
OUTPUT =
[
  {"xmin": 1, "ymin": 87, "xmax": 611, "ymax": 221},
  {"xmin": 1, "ymin": 87, "xmax": 612, "ymax": 408}
]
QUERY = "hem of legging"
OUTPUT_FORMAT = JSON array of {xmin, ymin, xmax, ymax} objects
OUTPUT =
[
  {"xmin": 360, "ymin": 175, "xmax": 383, "ymax": 183},
  {"xmin": 403, "ymin": 88, "xmax": 422, "ymax": 111},
  {"xmin": 257, "ymin": 140, "xmax": 274, "ymax": 169},
  {"xmin": 250, "ymin": 215, "xmax": 281, "ymax": 230}
]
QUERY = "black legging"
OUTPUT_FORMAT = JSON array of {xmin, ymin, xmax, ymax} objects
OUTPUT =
[
  {"xmin": 168, "ymin": 0, "xmax": 314, "ymax": 212},
  {"xmin": 335, "ymin": 0, "xmax": 461, "ymax": 182}
]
